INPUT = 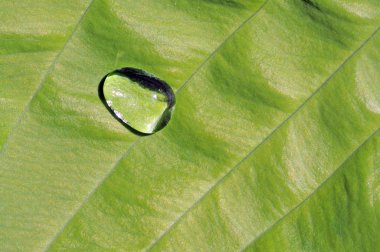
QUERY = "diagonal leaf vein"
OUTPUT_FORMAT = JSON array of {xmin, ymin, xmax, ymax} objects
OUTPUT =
[
  {"xmin": 0, "ymin": 0, "xmax": 96, "ymax": 156},
  {"xmin": 42, "ymin": 0, "xmax": 270, "ymax": 249},
  {"xmin": 145, "ymin": 25, "xmax": 380, "ymax": 250},
  {"xmin": 239, "ymin": 128, "xmax": 379, "ymax": 251}
]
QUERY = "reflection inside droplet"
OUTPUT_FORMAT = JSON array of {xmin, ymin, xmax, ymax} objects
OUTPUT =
[{"xmin": 98, "ymin": 67, "xmax": 175, "ymax": 135}]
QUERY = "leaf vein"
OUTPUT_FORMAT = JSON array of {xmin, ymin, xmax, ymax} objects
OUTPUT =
[
  {"xmin": 43, "ymin": 0, "xmax": 271, "ymax": 249},
  {"xmin": 145, "ymin": 25, "xmax": 380, "ymax": 250},
  {"xmin": 0, "ymin": 0, "xmax": 96, "ymax": 156},
  {"xmin": 239, "ymin": 128, "xmax": 379, "ymax": 251}
]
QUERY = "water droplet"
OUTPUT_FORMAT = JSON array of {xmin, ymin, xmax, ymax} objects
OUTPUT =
[{"xmin": 99, "ymin": 67, "xmax": 175, "ymax": 134}]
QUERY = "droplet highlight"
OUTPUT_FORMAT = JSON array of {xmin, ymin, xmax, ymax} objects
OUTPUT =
[{"xmin": 99, "ymin": 67, "xmax": 175, "ymax": 134}]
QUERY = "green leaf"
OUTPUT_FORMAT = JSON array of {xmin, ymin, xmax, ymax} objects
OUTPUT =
[{"xmin": 1, "ymin": 0, "xmax": 379, "ymax": 251}]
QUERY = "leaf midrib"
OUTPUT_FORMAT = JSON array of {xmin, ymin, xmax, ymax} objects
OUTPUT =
[
  {"xmin": 43, "ymin": 0, "xmax": 271, "ymax": 250},
  {"xmin": 145, "ymin": 25, "xmax": 380, "ymax": 251},
  {"xmin": 0, "ymin": 0, "xmax": 96, "ymax": 156}
]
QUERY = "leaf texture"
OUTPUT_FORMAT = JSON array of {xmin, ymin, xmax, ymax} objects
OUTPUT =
[{"xmin": 0, "ymin": 0, "xmax": 379, "ymax": 251}]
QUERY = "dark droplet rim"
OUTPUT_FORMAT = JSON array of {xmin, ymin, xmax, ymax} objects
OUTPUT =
[{"xmin": 98, "ymin": 67, "xmax": 176, "ymax": 136}]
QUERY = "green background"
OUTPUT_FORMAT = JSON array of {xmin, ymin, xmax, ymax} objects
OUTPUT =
[{"xmin": 0, "ymin": 0, "xmax": 379, "ymax": 251}]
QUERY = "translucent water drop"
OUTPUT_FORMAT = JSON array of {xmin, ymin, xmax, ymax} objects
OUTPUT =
[{"xmin": 99, "ymin": 67, "xmax": 175, "ymax": 134}]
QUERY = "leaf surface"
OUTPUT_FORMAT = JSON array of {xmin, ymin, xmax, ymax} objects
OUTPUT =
[{"xmin": 1, "ymin": 0, "xmax": 379, "ymax": 251}]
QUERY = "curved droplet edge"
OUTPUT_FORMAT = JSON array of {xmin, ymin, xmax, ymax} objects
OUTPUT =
[
  {"xmin": 152, "ymin": 106, "xmax": 175, "ymax": 133},
  {"xmin": 98, "ymin": 74, "xmax": 150, "ymax": 136},
  {"xmin": 98, "ymin": 67, "xmax": 176, "ymax": 135}
]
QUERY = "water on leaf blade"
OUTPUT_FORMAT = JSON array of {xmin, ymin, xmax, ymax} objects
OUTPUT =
[{"xmin": 99, "ymin": 68, "xmax": 175, "ymax": 134}]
